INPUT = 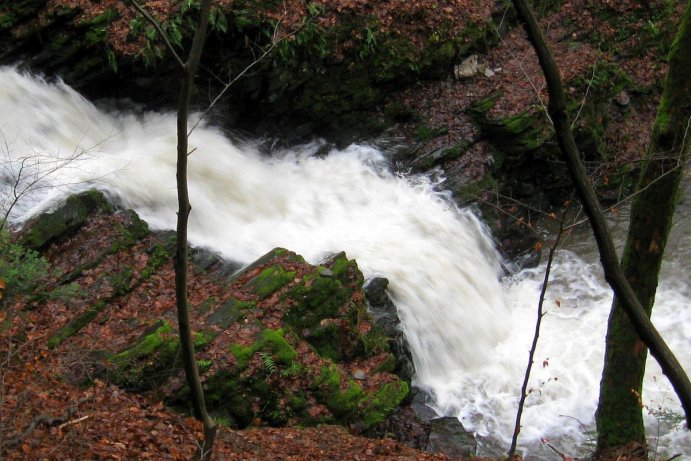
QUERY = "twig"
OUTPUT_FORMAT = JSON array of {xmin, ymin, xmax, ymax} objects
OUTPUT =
[
  {"xmin": 491, "ymin": 24, "xmax": 552, "ymax": 125},
  {"xmin": 58, "ymin": 414, "xmax": 90, "ymax": 429},
  {"xmin": 571, "ymin": 58, "xmax": 599, "ymax": 128},
  {"xmin": 507, "ymin": 202, "xmax": 571, "ymax": 460},
  {"xmin": 130, "ymin": 0, "xmax": 185, "ymax": 69},
  {"xmin": 544, "ymin": 440, "xmax": 573, "ymax": 461},
  {"xmin": 3, "ymin": 397, "xmax": 89, "ymax": 448},
  {"xmin": 188, "ymin": 7, "xmax": 318, "ymax": 136},
  {"xmin": 563, "ymin": 158, "xmax": 690, "ymax": 231}
]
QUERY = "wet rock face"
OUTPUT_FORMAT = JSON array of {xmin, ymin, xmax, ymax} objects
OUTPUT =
[
  {"xmin": 21, "ymin": 190, "xmax": 408, "ymax": 431},
  {"xmin": 426, "ymin": 416, "xmax": 477, "ymax": 458},
  {"xmin": 365, "ymin": 277, "xmax": 415, "ymax": 381}
]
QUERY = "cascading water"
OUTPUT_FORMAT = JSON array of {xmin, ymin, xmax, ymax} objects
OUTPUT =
[{"xmin": 1, "ymin": 67, "xmax": 689, "ymax": 459}]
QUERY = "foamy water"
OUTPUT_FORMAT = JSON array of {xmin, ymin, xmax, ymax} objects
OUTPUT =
[{"xmin": 1, "ymin": 67, "xmax": 688, "ymax": 459}]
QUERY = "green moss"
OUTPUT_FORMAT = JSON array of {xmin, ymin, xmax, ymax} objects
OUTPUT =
[
  {"xmin": 107, "ymin": 266, "xmax": 134, "ymax": 296},
  {"xmin": 207, "ymin": 298, "xmax": 255, "ymax": 328},
  {"xmin": 281, "ymin": 252, "xmax": 367, "ymax": 362},
  {"xmin": 500, "ymin": 112, "xmax": 537, "ymax": 135},
  {"xmin": 469, "ymin": 91, "xmax": 503, "ymax": 115},
  {"xmin": 110, "ymin": 211, "xmax": 149, "ymax": 252},
  {"xmin": 361, "ymin": 328, "xmax": 390, "ymax": 357},
  {"xmin": 0, "ymin": 0, "xmax": 45, "ymax": 30},
  {"xmin": 313, "ymin": 364, "xmax": 408, "ymax": 428},
  {"xmin": 202, "ymin": 372, "xmax": 253, "ymax": 427},
  {"xmin": 193, "ymin": 330, "xmax": 217, "ymax": 348},
  {"xmin": 414, "ymin": 124, "xmax": 448, "ymax": 142},
  {"xmin": 260, "ymin": 328, "xmax": 297, "ymax": 364},
  {"xmin": 362, "ymin": 381, "xmax": 409, "ymax": 427},
  {"xmin": 20, "ymin": 190, "xmax": 111, "ymax": 250},
  {"xmin": 243, "ymin": 264, "xmax": 296, "ymax": 299},
  {"xmin": 47, "ymin": 302, "xmax": 107, "ymax": 349},
  {"xmin": 230, "ymin": 328, "xmax": 297, "ymax": 370},
  {"xmin": 229, "ymin": 343, "xmax": 254, "ymax": 370},
  {"xmin": 140, "ymin": 243, "xmax": 170, "ymax": 279},
  {"xmin": 113, "ymin": 321, "xmax": 175, "ymax": 363},
  {"xmin": 329, "ymin": 380, "xmax": 365, "ymax": 417}
]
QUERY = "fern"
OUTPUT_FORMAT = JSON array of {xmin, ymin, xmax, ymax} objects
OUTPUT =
[
  {"xmin": 280, "ymin": 362, "xmax": 303, "ymax": 378},
  {"xmin": 259, "ymin": 352, "xmax": 277, "ymax": 374}
]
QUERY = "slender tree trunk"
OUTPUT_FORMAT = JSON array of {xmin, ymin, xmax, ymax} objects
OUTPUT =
[
  {"xmin": 596, "ymin": 3, "xmax": 691, "ymax": 452},
  {"xmin": 509, "ymin": 0, "xmax": 691, "ymax": 430},
  {"xmin": 173, "ymin": 1, "xmax": 216, "ymax": 459}
]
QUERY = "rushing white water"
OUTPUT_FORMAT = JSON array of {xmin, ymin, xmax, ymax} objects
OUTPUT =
[{"xmin": 1, "ymin": 67, "xmax": 689, "ymax": 459}]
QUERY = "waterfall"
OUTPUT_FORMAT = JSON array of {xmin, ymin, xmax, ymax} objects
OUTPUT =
[{"xmin": 1, "ymin": 67, "xmax": 689, "ymax": 460}]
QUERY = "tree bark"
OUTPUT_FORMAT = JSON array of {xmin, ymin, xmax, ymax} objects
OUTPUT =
[
  {"xmin": 509, "ymin": 0, "xmax": 691, "ymax": 431},
  {"xmin": 596, "ymin": 3, "xmax": 691, "ymax": 451},
  {"xmin": 172, "ymin": 1, "xmax": 216, "ymax": 459}
]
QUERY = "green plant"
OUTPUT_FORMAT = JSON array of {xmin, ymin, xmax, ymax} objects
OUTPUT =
[
  {"xmin": 280, "ymin": 362, "xmax": 303, "ymax": 378},
  {"xmin": 259, "ymin": 352, "xmax": 277, "ymax": 374},
  {"xmin": 0, "ymin": 230, "xmax": 49, "ymax": 301}
]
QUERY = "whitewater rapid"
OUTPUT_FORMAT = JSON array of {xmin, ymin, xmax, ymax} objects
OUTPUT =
[{"xmin": 1, "ymin": 67, "xmax": 688, "ymax": 459}]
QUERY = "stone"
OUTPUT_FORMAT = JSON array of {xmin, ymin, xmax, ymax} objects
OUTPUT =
[
  {"xmin": 454, "ymin": 54, "xmax": 478, "ymax": 79},
  {"xmin": 426, "ymin": 416, "xmax": 477, "ymax": 458},
  {"xmin": 614, "ymin": 90, "xmax": 630, "ymax": 106}
]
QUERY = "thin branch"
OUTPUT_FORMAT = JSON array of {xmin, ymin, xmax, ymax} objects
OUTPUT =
[
  {"xmin": 188, "ymin": 9, "xmax": 316, "ymax": 136},
  {"xmin": 563, "ymin": 157, "xmax": 690, "ymax": 231},
  {"xmin": 130, "ymin": 0, "xmax": 186, "ymax": 69},
  {"xmin": 3, "ymin": 397, "xmax": 89, "ymax": 448},
  {"xmin": 490, "ymin": 24, "xmax": 552, "ymax": 125},
  {"xmin": 507, "ymin": 205, "xmax": 569, "ymax": 460},
  {"xmin": 571, "ymin": 58, "xmax": 599, "ymax": 128}
]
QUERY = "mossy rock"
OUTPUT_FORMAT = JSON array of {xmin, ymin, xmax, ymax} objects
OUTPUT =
[
  {"xmin": 243, "ymin": 264, "xmax": 296, "ymax": 299},
  {"xmin": 0, "ymin": 0, "xmax": 46, "ymax": 30},
  {"xmin": 313, "ymin": 364, "xmax": 409, "ymax": 429},
  {"xmin": 469, "ymin": 92, "xmax": 550, "ymax": 155},
  {"xmin": 107, "ymin": 321, "xmax": 215, "ymax": 391},
  {"xmin": 20, "ymin": 190, "xmax": 112, "ymax": 250},
  {"xmin": 47, "ymin": 302, "xmax": 107, "ymax": 349},
  {"xmin": 408, "ymin": 141, "xmax": 472, "ymax": 171},
  {"xmin": 229, "ymin": 328, "xmax": 298, "ymax": 371},
  {"xmin": 281, "ymin": 252, "xmax": 364, "ymax": 362},
  {"xmin": 207, "ymin": 297, "xmax": 255, "ymax": 328}
]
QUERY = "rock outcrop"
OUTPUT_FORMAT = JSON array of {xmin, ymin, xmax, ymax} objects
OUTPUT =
[{"xmin": 21, "ymin": 190, "xmax": 408, "ymax": 431}]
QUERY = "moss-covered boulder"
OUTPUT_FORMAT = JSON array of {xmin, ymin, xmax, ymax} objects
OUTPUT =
[
  {"xmin": 185, "ymin": 247, "xmax": 404, "ymax": 430},
  {"xmin": 19, "ymin": 190, "xmax": 113, "ymax": 250}
]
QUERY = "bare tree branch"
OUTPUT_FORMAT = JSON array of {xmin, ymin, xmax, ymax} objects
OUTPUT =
[
  {"xmin": 130, "ymin": 0, "xmax": 185, "ymax": 69},
  {"xmin": 508, "ymin": 205, "xmax": 570, "ymax": 460}
]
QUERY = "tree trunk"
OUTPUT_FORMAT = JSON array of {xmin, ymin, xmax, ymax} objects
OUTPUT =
[
  {"xmin": 596, "ymin": 3, "xmax": 691, "ymax": 451},
  {"xmin": 509, "ymin": 0, "xmax": 691, "ymax": 431},
  {"xmin": 173, "ymin": 1, "xmax": 216, "ymax": 459}
]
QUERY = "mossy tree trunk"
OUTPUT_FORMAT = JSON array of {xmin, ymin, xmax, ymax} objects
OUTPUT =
[
  {"xmin": 509, "ymin": 0, "xmax": 691, "ymax": 447},
  {"xmin": 595, "ymin": 2, "xmax": 691, "ymax": 452}
]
